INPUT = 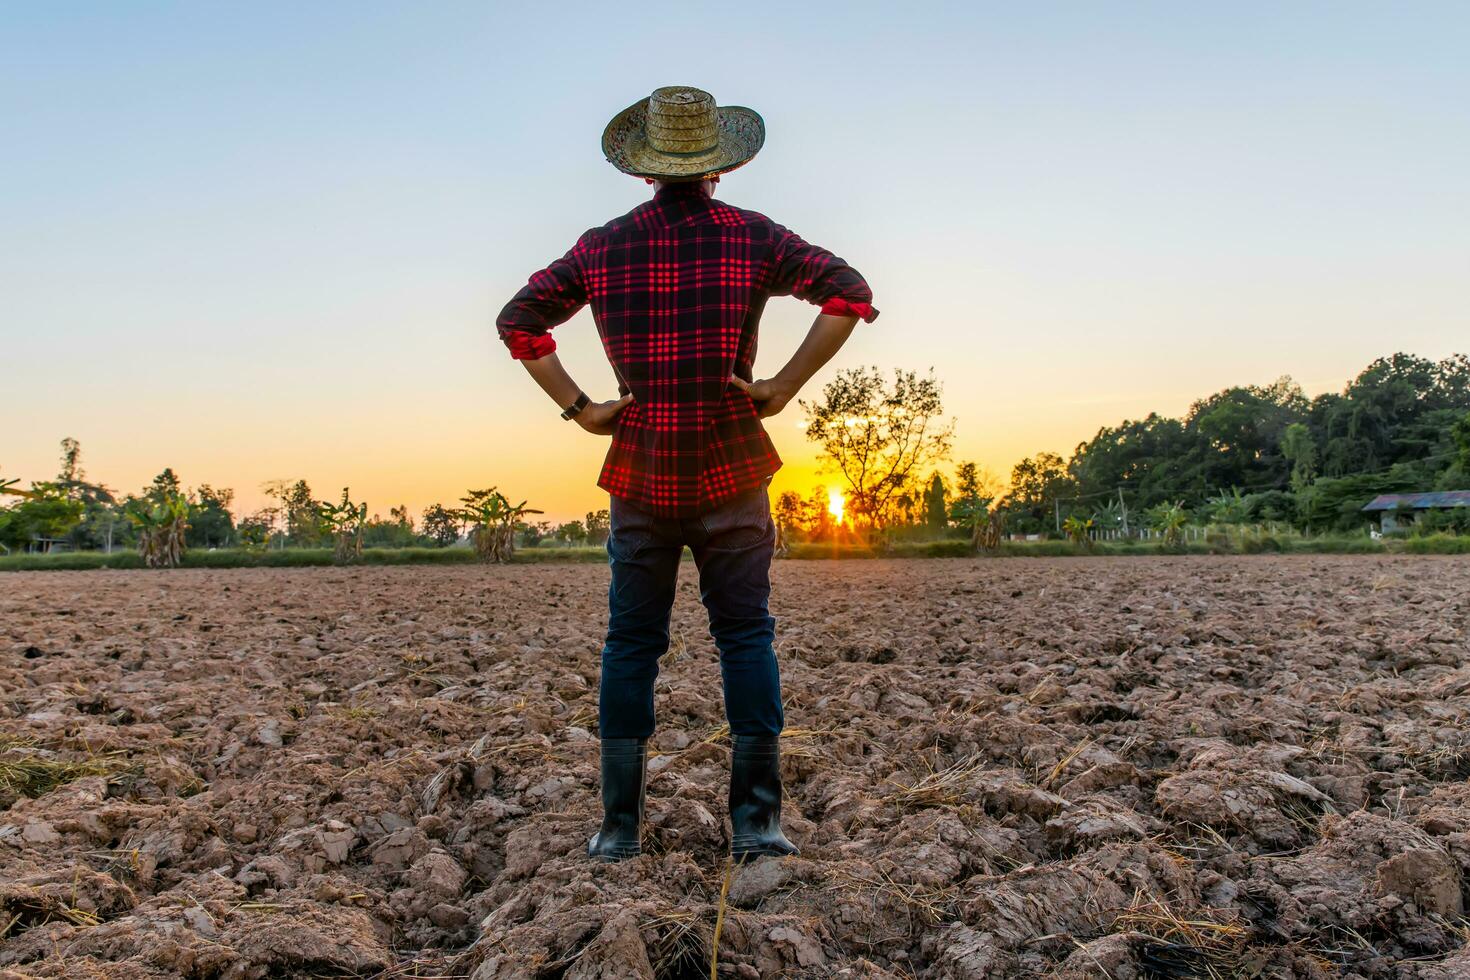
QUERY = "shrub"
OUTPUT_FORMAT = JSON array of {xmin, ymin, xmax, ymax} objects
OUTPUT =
[{"xmin": 1402, "ymin": 534, "xmax": 1470, "ymax": 555}]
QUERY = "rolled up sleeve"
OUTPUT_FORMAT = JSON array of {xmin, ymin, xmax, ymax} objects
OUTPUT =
[
  {"xmin": 495, "ymin": 235, "xmax": 591, "ymax": 360},
  {"xmin": 770, "ymin": 225, "xmax": 879, "ymax": 323}
]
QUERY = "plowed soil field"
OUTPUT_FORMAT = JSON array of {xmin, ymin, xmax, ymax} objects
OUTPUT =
[{"xmin": 2, "ymin": 557, "xmax": 1468, "ymax": 978}]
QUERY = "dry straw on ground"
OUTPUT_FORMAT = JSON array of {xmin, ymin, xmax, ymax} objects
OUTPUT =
[{"xmin": 2, "ymin": 557, "xmax": 1469, "ymax": 977}]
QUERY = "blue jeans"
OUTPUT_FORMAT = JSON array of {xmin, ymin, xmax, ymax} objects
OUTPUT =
[{"xmin": 599, "ymin": 482, "xmax": 783, "ymax": 739}]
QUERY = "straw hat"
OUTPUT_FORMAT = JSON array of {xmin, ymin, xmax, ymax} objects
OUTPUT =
[{"xmin": 602, "ymin": 86, "xmax": 765, "ymax": 182}]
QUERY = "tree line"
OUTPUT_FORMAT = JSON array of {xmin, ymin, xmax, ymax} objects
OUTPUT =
[
  {"xmin": 0, "ymin": 444, "xmax": 612, "ymax": 560},
  {"xmin": 6, "ymin": 351, "xmax": 1468, "ymax": 561},
  {"xmin": 779, "ymin": 352, "xmax": 1470, "ymax": 542}
]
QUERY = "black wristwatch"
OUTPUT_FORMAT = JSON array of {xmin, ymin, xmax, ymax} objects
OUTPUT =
[{"xmin": 560, "ymin": 392, "xmax": 590, "ymax": 420}]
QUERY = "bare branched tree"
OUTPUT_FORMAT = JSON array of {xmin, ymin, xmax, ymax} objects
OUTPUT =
[{"xmin": 801, "ymin": 367, "xmax": 954, "ymax": 528}]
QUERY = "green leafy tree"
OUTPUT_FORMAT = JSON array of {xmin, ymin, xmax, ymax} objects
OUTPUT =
[
  {"xmin": 1438, "ymin": 412, "xmax": 1470, "ymax": 490},
  {"xmin": 949, "ymin": 462, "xmax": 997, "ymax": 534},
  {"xmin": 0, "ymin": 483, "xmax": 84, "ymax": 551},
  {"xmin": 584, "ymin": 509, "xmax": 611, "ymax": 546},
  {"xmin": 1244, "ymin": 489, "xmax": 1296, "ymax": 524},
  {"xmin": 774, "ymin": 490, "xmax": 805, "ymax": 540},
  {"xmin": 1414, "ymin": 507, "xmax": 1470, "ymax": 535},
  {"xmin": 420, "ymin": 504, "xmax": 463, "ymax": 547},
  {"xmin": 1000, "ymin": 452, "xmax": 1073, "ymax": 534},
  {"xmin": 286, "ymin": 480, "xmax": 325, "ymax": 546},
  {"xmin": 42, "ymin": 440, "xmax": 121, "ymax": 551},
  {"xmin": 54, "ymin": 437, "xmax": 97, "ymax": 502},
  {"xmin": 58, "ymin": 438, "xmax": 83, "ymax": 483},
  {"xmin": 1314, "ymin": 354, "xmax": 1469, "ymax": 476},
  {"xmin": 363, "ymin": 505, "xmax": 419, "ymax": 548},
  {"xmin": 237, "ymin": 511, "xmax": 274, "ymax": 551},
  {"xmin": 261, "ymin": 479, "xmax": 325, "ymax": 547},
  {"xmin": 923, "ymin": 473, "xmax": 948, "ymax": 534},
  {"xmin": 189, "ymin": 484, "xmax": 236, "ymax": 549},
  {"xmin": 1060, "ymin": 353, "xmax": 1468, "ymax": 530},
  {"xmin": 1067, "ymin": 413, "xmax": 1191, "ymax": 512},
  {"xmin": 147, "ymin": 468, "xmax": 183, "ymax": 503},
  {"xmin": 519, "ymin": 519, "xmax": 555, "ymax": 548},
  {"xmin": 1186, "ymin": 377, "xmax": 1306, "ymax": 490},
  {"xmin": 73, "ymin": 496, "xmax": 126, "ymax": 552},
  {"xmin": 556, "ymin": 520, "xmax": 588, "ymax": 546},
  {"xmin": 1297, "ymin": 470, "xmax": 1415, "ymax": 533},
  {"xmin": 1280, "ymin": 423, "xmax": 1318, "ymax": 493}
]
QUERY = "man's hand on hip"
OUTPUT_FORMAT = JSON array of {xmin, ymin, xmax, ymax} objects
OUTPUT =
[
  {"xmin": 516, "ymin": 352, "xmax": 632, "ymax": 435},
  {"xmin": 577, "ymin": 394, "xmax": 635, "ymax": 435},
  {"xmin": 728, "ymin": 376, "xmax": 799, "ymax": 419},
  {"xmin": 727, "ymin": 313, "xmax": 859, "ymax": 420}
]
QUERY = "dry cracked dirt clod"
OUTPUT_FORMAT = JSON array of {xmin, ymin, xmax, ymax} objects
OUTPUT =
[{"xmin": 0, "ymin": 556, "xmax": 1468, "ymax": 978}]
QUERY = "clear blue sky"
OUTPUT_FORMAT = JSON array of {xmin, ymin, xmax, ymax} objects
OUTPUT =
[{"xmin": 4, "ymin": 2, "xmax": 1467, "ymax": 520}]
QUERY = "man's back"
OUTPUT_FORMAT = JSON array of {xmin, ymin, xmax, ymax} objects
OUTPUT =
[
  {"xmin": 498, "ymin": 181, "xmax": 877, "ymax": 516},
  {"xmin": 501, "ymin": 84, "xmax": 875, "ymax": 865}
]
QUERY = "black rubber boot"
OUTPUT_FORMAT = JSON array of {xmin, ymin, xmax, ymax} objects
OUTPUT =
[
  {"xmin": 729, "ymin": 734, "xmax": 799, "ymax": 861},
  {"xmin": 587, "ymin": 738, "xmax": 646, "ymax": 862}
]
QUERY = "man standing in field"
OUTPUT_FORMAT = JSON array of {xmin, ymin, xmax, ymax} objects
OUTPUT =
[{"xmin": 496, "ymin": 86, "xmax": 878, "ymax": 862}]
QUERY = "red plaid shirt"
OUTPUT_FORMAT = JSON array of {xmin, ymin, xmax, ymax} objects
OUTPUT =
[{"xmin": 497, "ymin": 183, "xmax": 878, "ymax": 518}]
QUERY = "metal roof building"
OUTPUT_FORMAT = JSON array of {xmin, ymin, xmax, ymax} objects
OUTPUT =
[
  {"xmin": 1361, "ymin": 491, "xmax": 1470, "ymax": 512},
  {"xmin": 1361, "ymin": 490, "xmax": 1470, "ymax": 532}
]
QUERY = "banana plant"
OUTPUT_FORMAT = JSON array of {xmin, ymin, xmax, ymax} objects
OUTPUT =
[
  {"xmin": 1092, "ymin": 499, "xmax": 1123, "ymax": 530},
  {"xmin": 127, "ymin": 493, "xmax": 190, "ymax": 568},
  {"xmin": 975, "ymin": 508, "xmax": 1004, "ymax": 550},
  {"xmin": 318, "ymin": 488, "xmax": 368, "ymax": 563},
  {"xmin": 1147, "ymin": 500, "xmax": 1189, "ymax": 548},
  {"xmin": 1, "ymin": 474, "xmax": 38, "ymax": 499},
  {"xmin": 457, "ymin": 488, "xmax": 542, "ymax": 563},
  {"xmin": 1062, "ymin": 515, "xmax": 1095, "ymax": 547},
  {"xmin": 1206, "ymin": 487, "xmax": 1250, "ymax": 525}
]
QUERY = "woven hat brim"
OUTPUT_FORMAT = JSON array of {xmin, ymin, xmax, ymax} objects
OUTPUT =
[{"xmin": 602, "ymin": 101, "xmax": 765, "ymax": 182}]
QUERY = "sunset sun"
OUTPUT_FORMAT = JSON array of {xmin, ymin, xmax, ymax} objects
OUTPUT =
[{"xmin": 827, "ymin": 488, "xmax": 845, "ymax": 525}]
